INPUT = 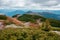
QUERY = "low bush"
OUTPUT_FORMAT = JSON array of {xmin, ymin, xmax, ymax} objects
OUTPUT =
[{"xmin": 0, "ymin": 28, "xmax": 60, "ymax": 40}]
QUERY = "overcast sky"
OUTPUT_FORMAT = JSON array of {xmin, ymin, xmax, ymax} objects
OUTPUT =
[{"xmin": 0, "ymin": 0, "xmax": 60, "ymax": 10}]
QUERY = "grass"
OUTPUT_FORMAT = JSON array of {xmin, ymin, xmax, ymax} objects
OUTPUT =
[
  {"xmin": 51, "ymin": 27, "xmax": 60, "ymax": 31},
  {"xmin": 0, "ymin": 28, "xmax": 60, "ymax": 40}
]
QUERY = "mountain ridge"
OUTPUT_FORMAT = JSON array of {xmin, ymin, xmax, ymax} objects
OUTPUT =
[{"xmin": 26, "ymin": 11, "xmax": 60, "ymax": 20}]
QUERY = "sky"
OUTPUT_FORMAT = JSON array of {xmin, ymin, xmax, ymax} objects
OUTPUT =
[
  {"xmin": 0, "ymin": 0, "xmax": 60, "ymax": 10},
  {"xmin": 0, "ymin": 0, "xmax": 60, "ymax": 16}
]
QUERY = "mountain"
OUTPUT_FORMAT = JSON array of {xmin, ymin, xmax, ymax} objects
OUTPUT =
[
  {"xmin": 0, "ymin": 9, "xmax": 60, "ymax": 20},
  {"xmin": 0, "ymin": 9, "xmax": 25, "ymax": 16},
  {"xmin": 26, "ymin": 11, "xmax": 60, "ymax": 20},
  {"xmin": 7, "ymin": 10, "xmax": 25, "ymax": 16},
  {"xmin": 39, "ymin": 12, "xmax": 60, "ymax": 20},
  {"xmin": 13, "ymin": 13, "xmax": 46, "ymax": 22},
  {"xmin": 13, "ymin": 13, "xmax": 60, "ymax": 27}
]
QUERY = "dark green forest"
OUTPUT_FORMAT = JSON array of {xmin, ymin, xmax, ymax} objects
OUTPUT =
[{"xmin": 0, "ymin": 15, "xmax": 7, "ymax": 20}]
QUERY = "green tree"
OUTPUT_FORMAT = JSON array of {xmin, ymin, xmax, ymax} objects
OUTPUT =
[
  {"xmin": 0, "ymin": 15, "xmax": 7, "ymax": 20},
  {"xmin": 42, "ymin": 19, "xmax": 51, "ymax": 31}
]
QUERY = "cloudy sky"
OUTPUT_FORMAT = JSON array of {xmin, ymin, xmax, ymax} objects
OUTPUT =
[{"xmin": 0, "ymin": 0, "xmax": 60, "ymax": 10}]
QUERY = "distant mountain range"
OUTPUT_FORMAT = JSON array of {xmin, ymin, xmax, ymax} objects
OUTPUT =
[
  {"xmin": 26, "ymin": 11, "xmax": 60, "ymax": 20},
  {"xmin": 0, "ymin": 9, "xmax": 25, "ymax": 16},
  {"xmin": 0, "ymin": 9, "xmax": 60, "ymax": 20}
]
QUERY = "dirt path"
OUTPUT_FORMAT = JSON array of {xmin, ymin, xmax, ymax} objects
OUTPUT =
[{"xmin": 51, "ymin": 31, "xmax": 60, "ymax": 35}]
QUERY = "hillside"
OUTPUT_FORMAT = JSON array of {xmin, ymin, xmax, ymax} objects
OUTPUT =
[
  {"xmin": 12, "ymin": 13, "xmax": 60, "ymax": 27},
  {"xmin": 0, "ymin": 12, "xmax": 60, "ymax": 27},
  {"xmin": 17, "ymin": 14, "xmax": 46, "ymax": 22},
  {"xmin": 26, "ymin": 11, "xmax": 60, "ymax": 20},
  {"xmin": 0, "ymin": 28, "xmax": 60, "ymax": 40},
  {"xmin": 0, "ymin": 12, "xmax": 60, "ymax": 40}
]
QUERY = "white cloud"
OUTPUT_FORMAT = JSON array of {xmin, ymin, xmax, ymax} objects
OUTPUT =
[
  {"xmin": 0, "ymin": 0, "xmax": 27, "ymax": 7},
  {"xmin": 9, "ymin": 0, "xmax": 26, "ymax": 7},
  {"xmin": 0, "ymin": 0, "xmax": 60, "ymax": 10},
  {"xmin": 52, "ymin": 4, "xmax": 60, "ymax": 8},
  {"xmin": 44, "ymin": 0, "xmax": 58, "ymax": 6}
]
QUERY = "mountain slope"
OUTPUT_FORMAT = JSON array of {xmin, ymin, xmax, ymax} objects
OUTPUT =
[
  {"xmin": 12, "ymin": 13, "xmax": 60, "ymax": 27},
  {"xmin": 0, "ymin": 9, "xmax": 25, "ymax": 16},
  {"xmin": 17, "ymin": 14, "xmax": 46, "ymax": 22},
  {"xmin": 40, "ymin": 12, "xmax": 60, "ymax": 20},
  {"xmin": 26, "ymin": 11, "xmax": 60, "ymax": 20}
]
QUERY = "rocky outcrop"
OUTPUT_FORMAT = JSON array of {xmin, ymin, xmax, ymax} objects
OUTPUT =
[{"xmin": 0, "ymin": 20, "xmax": 5, "ymax": 30}]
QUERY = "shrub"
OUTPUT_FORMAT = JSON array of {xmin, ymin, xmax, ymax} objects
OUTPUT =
[{"xmin": 0, "ymin": 28, "xmax": 60, "ymax": 40}]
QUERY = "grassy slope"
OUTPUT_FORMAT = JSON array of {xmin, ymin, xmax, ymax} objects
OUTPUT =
[{"xmin": 0, "ymin": 28, "xmax": 60, "ymax": 40}]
